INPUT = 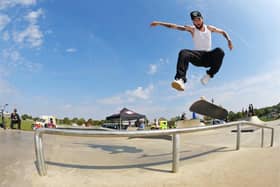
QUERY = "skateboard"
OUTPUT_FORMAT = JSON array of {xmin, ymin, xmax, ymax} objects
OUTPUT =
[{"xmin": 189, "ymin": 98, "xmax": 228, "ymax": 120}]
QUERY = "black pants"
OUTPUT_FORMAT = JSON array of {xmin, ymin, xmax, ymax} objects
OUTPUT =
[
  {"xmin": 175, "ymin": 47, "xmax": 225, "ymax": 83},
  {"xmin": 11, "ymin": 120, "xmax": 21, "ymax": 129}
]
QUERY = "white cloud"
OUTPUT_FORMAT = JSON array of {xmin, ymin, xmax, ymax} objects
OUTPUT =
[
  {"xmin": 148, "ymin": 64, "xmax": 157, "ymax": 75},
  {"xmin": 98, "ymin": 84, "xmax": 154, "ymax": 106},
  {"xmin": 159, "ymin": 58, "xmax": 169, "ymax": 65},
  {"xmin": 0, "ymin": 0, "xmax": 36, "ymax": 10},
  {"xmin": 19, "ymin": 0, "xmax": 36, "ymax": 5},
  {"xmin": 0, "ymin": 4, "xmax": 45, "ymax": 81},
  {"xmin": 125, "ymin": 85, "xmax": 154, "ymax": 100},
  {"xmin": 24, "ymin": 8, "xmax": 43, "ymax": 24},
  {"xmin": 1, "ymin": 48, "xmax": 42, "ymax": 71},
  {"xmin": 66, "ymin": 48, "xmax": 77, "ymax": 53},
  {"xmin": 2, "ymin": 48, "xmax": 22, "ymax": 62},
  {"xmin": 12, "ymin": 9, "xmax": 44, "ymax": 48},
  {"xmin": 0, "ymin": 14, "xmax": 10, "ymax": 30},
  {"xmin": 147, "ymin": 58, "xmax": 169, "ymax": 75},
  {"xmin": 13, "ymin": 24, "xmax": 43, "ymax": 47}
]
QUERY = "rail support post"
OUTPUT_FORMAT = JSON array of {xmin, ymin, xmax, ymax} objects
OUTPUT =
[
  {"xmin": 261, "ymin": 128, "xmax": 264, "ymax": 148},
  {"xmin": 236, "ymin": 123, "xmax": 241, "ymax": 150},
  {"xmin": 270, "ymin": 128, "xmax": 274, "ymax": 147},
  {"xmin": 172, "ymin": 133, "xmax": 180, "ymax": 173},
  {"xmin": 34, "ymin": 131, "xmax": 47, "ymax": 176}
]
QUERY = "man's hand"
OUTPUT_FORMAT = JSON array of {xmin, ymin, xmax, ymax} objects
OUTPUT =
[
  {"xmin": 150, "ymin": 21, "xmax": 161, "ymax": 27},
  {"xmin": 228, "ymin": 40, "xmax": 233, "ymax": 50}
]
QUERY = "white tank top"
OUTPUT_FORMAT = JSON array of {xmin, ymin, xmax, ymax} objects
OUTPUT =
[{"xmin": 192, "ymin": 25, "xmax": 212, "ymax": 51}]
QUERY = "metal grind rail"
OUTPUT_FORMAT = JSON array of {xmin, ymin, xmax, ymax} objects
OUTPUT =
[{"xmin": 34, "ymin": 121, "xmax": 274, "ymax": 176}]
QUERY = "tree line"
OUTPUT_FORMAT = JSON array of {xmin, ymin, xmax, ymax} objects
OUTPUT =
[
  {"xmin": 227, "ymin": 103, "xmax": 280, "ymax": 121},
  {"xmin": 19, "ymin": 102, "xmax": 280, "ymax": 126},
  {"xmin": 20, "ymin": 114, "xmax": 105, "ymax": 126}
]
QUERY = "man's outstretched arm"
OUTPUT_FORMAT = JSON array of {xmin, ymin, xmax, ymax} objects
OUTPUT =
[
  {"xmin": 208, "ymin": 25, "xmax": 233, "ymax": 50},
  {"xmin": 151, "ymin": 21, "xmax": 193, "ymax": 33}
]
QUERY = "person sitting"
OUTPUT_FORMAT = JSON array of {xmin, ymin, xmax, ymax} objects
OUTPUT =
[
  {"xmin": 47, "ymin": 118, "xmax": 56, "ymax": 128},
  {"xmin": 10, "ymin": 109, "xmax": 21, "ymax": 130}
]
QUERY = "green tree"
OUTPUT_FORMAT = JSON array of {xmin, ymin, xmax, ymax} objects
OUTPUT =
[
  {"xmin": 92, "ymin": 120, "xmax": 105, "ymax": 126},
  {"xmin": 72, "ymin": 117, "xmax": 79, "ymax": 124},
  {"xmin": 63, "ymin": 117, "xmax": 71, "ymax": 125},
  {"xmin": 33, "ymin": 117, "xmax": 40, "ymax": 121},
  {"xmin": 86, "ymin": 118, "xmax": 94, "ymax": 126},
  {"xmin": 228, "ymin": 111, "xmax": 238, "ymax": 121},
  {"xmin": 77, "ymin": 118, "xmax": 85, "ymax": 126},
  {"xmin": 21, "ymin": 114, "xmax": 32, "ymax": 120},
  {"xmin": 56, "ymin": 119, "xmax": 63, "ymax": 125}
]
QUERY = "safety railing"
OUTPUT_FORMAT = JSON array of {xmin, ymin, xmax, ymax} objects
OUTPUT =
[{"xmin": 34, "ymin": 121, "xmax": 274, "ymax": 176}]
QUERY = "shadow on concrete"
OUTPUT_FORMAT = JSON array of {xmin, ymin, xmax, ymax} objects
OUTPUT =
[
  {"xmin": 44, "ymin": 146, "xmax": 230, "ymax": 173},
  {"xmin": 74, "ymin": 143, "xmax": 143, "ymax": 154},
  {"xmin": 128, "ymin": 135, "xmax": 172, "ymax": 141},
  {"xmin": 231, "ymin": 127, "xmax": 259, "ymax": 133},
  {"xmin": 34, "ymin": 161, "xmax": 41, "ymax": 174},
  {"xmin": 139, "ymin": 150, "xmax": 191, "ymax": 158},
  {"xmin": 215, "ymin": 148, "xmax": 236, "ymax": 152}
]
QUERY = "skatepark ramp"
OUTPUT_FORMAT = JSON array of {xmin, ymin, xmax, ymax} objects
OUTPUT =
[
  {"xmin": 247, "ymin": 116, "xmax": 264, "ymax": 124},
  {"xmin": 175, "ymin": 119, "xmax": 205, "ymax": 128},
  {"xmin": 34, "ymin": 121, "xmax": 274, "ymax": 176}
]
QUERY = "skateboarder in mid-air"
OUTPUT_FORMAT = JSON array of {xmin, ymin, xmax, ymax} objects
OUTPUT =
[{"xmin": 151, "ymin": 10, "xmax": 233, "ymax": 91}]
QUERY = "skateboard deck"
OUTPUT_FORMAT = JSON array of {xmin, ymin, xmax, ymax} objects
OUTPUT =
[{"xmin": 189, "ymin": 98, "xmax": 228, "ymax": 120}]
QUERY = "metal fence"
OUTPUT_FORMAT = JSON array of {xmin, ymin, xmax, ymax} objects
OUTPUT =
[{"xmin": 34, "ymin": 121, "xmax": 274, "ymax": 176}]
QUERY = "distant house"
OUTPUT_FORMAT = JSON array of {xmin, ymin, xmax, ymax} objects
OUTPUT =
[
  {"xmin": 33, "ymin": 115, "xmax": 57, "ymax": 130},
  {"xmin": 40, "ymin": 115, "xmax": 56, "ymax": 125}
]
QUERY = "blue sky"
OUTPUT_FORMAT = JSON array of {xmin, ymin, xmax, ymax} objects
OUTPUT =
[{"xmin": 0, "ymin": 0, "xmax": 280, "ymax": 120}]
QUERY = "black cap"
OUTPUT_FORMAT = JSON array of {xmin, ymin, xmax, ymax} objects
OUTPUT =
[{"xmin": 190, "ymin": 11, "xmax": 203, "ymax": 20}]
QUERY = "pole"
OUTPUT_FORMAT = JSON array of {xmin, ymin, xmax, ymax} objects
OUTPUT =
[
  {"xmin": 34, "ymin": 132, "xmax": 47, "ymax": 176},
  {"xmin": 119, "ymin": 118, "xmax": 122, "ymax": 131},
  {"xmin": 172, "ymin": 134, "xmax": 180, "ymax": 173},
  {"xmin": 261, "ymin": 128, "xmax": 264, "ymax": 148},
  {"xmin": 236, "ymin": 123, "xmax": 241, "ymax": 150},
  {"xmin": 271, "ymin": 128, "xmax": 274, "ymax": 147}
]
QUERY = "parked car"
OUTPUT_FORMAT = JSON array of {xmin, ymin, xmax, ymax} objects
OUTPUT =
[{"xmin": 211, "ymin": 119, "xmax": 225, "ymax": 125}]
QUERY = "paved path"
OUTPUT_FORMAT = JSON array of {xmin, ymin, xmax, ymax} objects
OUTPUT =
[{"xmin": 0, "ymin": 120, "xmax": 279, "ymax": 187}]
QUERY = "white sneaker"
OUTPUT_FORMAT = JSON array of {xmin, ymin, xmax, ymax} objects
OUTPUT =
[
  {"xmin": 171, "ymin": 79, "xmax": 185, "ymax": 91},
  {"xmin": 200, "ymin": 74, "xmax": 211, "ymax": 85}
]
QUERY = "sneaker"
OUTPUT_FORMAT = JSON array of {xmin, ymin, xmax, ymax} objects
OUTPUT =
[
  {"xmin": 200, "ymin": 96, "xmax": 206, "ymax": 100},
  {"xmin": 200, "ymin": 74, "xmax": 211, "ymax": 85},
  {"xmin": 171, "ymin": 79, "xmax": 185, "ymax": 91}
]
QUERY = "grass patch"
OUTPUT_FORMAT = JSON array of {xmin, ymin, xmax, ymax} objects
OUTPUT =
[
  {"xmin": 21, "ymin": 119, "xmax": 34, "ymax": 131},
  {"xmin": 3, "ymin": 118, "xmax": 34, "ymax": 131}
]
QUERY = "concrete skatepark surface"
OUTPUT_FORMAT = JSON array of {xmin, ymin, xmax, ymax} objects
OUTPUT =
[
  {"xmin": 175, "ymin": 119, "xmax": 205, "ymax": 128},
  {"xmin": 0, "ymin": 119, "xmax": 279, "ymax": 187},
  {"xmin": 247, "ymin": 116, "xmax": 266, "ymax": 124}
]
